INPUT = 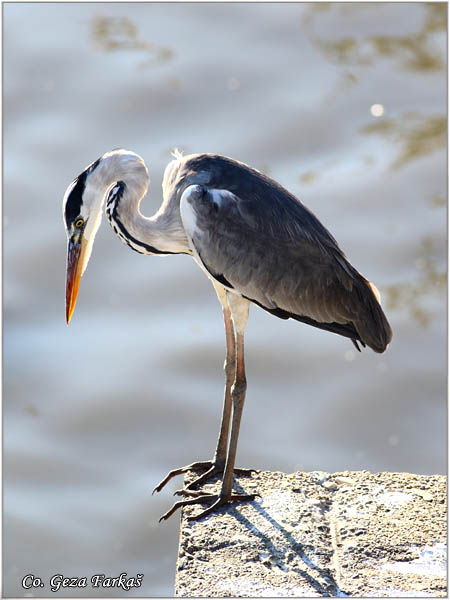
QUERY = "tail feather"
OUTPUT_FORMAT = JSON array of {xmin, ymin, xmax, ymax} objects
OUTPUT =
[{"xmin": 352, "ymin": 277, "xmax": 392, "ymax": 353}]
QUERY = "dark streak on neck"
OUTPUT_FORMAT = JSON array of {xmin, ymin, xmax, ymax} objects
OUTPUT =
[{"xmin": 108, "ymin": 181, "xmax": 179, "ymax": 256}]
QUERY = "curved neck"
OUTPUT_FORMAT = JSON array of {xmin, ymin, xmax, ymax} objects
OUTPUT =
[{"xmin": 89, "ymin": 150, "xmax": 190, "ymax": 255}]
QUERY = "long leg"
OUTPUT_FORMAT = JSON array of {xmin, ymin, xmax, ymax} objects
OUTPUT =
[
  {"xmin": 153, "ymin": 285, "xmax": 252, "ymax": 496},
  {"xmin": 159, "ymin": 294, "xmax": 256, "ymax": 521},
  {"xmin": 188, "ymin": 310, "xmax": 252, "ymax": 519},
  {"xmin": 211, "ymin": 286, "xmax": 236, "ymax": 468}
]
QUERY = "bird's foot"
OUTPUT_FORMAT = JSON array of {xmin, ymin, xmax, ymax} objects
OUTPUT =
[
  {"xmin": 174, "ymin": 465, "xmax": 255, "ymax": 495},
  {"xmin": 153, "ymin": 460, "xmax": 256, "ymax": 495},
  {"xmin": 158, "ymin": 492, "xmax": 257, "ymax": 522}
]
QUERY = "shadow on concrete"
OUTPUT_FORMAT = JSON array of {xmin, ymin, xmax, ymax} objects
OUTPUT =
[{"xmin": 223, "ymin": 479, "xmax": 344, "ymax": 597}]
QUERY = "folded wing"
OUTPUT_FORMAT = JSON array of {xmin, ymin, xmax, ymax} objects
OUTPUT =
[{"xmin": 179, "ymin": 157, "xmax": 392, "ymax": 353}]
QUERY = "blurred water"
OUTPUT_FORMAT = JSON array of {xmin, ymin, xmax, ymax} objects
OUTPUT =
[{"xmin": 3, "ymin": 3, "xmax": 446, "ymax": 597}]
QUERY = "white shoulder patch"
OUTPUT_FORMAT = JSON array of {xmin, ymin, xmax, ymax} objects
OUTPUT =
[
  {"xmin": 180, "ymin": 185, "xmax": 217, "ymax": 280},
  {"xmin": 179, "ymin": 185, "xmax": 201, "ymax": 240}
]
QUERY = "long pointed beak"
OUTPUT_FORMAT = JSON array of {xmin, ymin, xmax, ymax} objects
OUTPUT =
[{"xmin": 65, "ymin": 234, "xmax": 87, "ymax": 324}]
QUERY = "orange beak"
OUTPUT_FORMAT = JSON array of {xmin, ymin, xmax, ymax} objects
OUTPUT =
[{"xmin": 65, "ymin": 234, "xmax": 87, "ymax": 324}]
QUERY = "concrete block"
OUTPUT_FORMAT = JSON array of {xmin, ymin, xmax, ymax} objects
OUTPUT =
[{"xmin": 175, "ymin": 471, "xmax": 446, "ymax": 597}]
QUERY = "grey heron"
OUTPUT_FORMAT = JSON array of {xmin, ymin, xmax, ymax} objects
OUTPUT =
[{"xmin": 63, "ymin": 149, "xmax": 392, "ymax": 521}]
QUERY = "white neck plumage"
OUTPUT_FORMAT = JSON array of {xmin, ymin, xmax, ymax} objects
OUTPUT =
[{"xmin": 85, "ymin": 149, "xmax": 190, "ymax": 256}]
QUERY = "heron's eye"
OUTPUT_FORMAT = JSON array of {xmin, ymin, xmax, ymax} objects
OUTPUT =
[{"xmin": 75, "ymin": 218, "xmax": 84, "ymax": 229}]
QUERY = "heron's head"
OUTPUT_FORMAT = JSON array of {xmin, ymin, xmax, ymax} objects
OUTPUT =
[{"xmin": 63, "ymin": 156, "xmax": 104, "ymax": 325}]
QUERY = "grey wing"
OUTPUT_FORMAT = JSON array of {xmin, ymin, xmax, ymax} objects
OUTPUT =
[{"xmin": 180, "ymin": 184, "xmax": 391, "ymax": 353}]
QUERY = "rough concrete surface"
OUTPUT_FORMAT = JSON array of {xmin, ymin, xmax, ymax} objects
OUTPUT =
[{"xmin": 175, "ymin": 470, "xmax": 446, "ymax": 597}]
